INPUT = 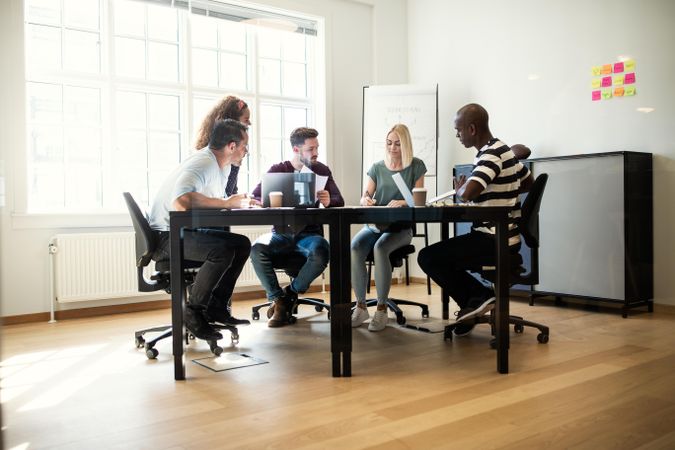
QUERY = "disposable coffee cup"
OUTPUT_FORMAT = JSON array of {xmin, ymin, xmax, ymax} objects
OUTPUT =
[
  {"xmin": 412, "ymin": 187, "xmax": 427, "ymax": 206},
  {"xmin": 269, "ymin": 191, "xmax": 283, "ymax": 208}
]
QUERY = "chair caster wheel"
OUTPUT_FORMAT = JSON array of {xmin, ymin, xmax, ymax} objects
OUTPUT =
[
  {"xmin": 422, "ymin": 307, "xmax": 430, "ymax": 318},
  {"xmin": 514, "ymin": 324, "xmax": 524, "ymax": 333},
  {"xmin": 288, "ymin": 315, "xmax": 297, "ymax": 324},
  {"xmin": 396, "ymin": 314, "xmax": 406, "ymax": 325},
  {"xmin": 231, "ymin": 333, "xmax": 240, "ymax": 345},
  {"xmin": 252, "ymin": 311, "xmax": 260, "ymax": 320},
  {"xmin": 537, "ymin": 333, "xmax": 549, "ymax": 344},
  {"xmin": 135, "ymin": 336, "xmax": 145, "ymax": 348},
  {"xmin": 210, "ymin": 344, "xmax": 223, "ymax": 356},
  {"xmin": 315, "ymin": 305, "xmax": 324, "ymax": 312},
  {"xmin": 145, "ymin": 346, "xmax": 159, "ymax": 359},
  {"xmin": 443, "ymin": 328, "xmax": 453, "ymax": 341},
  {"xmin": 266, "ymin": 306, "xmax": 275, "ymax": 319},
  {"xmin": 188, "ymin": 333, "xmax": 196, "ymax": 340}
]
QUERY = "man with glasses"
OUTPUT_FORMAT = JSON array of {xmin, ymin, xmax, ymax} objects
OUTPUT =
[{"xmin": 148, "ymin": 119, "xmax": 255, "ymax": 341}]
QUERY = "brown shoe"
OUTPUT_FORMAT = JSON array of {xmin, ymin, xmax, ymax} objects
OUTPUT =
[{"xmin": 268, "ymin": 299, "xmax": 290, "ymax": 328}]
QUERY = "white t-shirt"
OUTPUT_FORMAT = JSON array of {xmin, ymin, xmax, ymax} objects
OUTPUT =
[{"xmin": 148, "ymin": 148, "xmax": 231, "ymax": 231}]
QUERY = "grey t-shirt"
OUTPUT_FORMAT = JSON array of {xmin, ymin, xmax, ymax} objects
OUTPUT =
[
  {"xmin": 367, "ymin": 157, "xmax": 427, "ymax": 205},
  {"xmin": 148, "ymin": 147, "xmax": 231, "ymax": 231}
]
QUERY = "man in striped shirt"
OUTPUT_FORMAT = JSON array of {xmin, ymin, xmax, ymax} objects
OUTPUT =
[{"xmin": 418, "ymin": 103, "xmax": 533, "ymax": 336}]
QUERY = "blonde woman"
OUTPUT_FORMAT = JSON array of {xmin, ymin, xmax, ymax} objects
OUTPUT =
[{"xmin": 350, "ymin": 124, "xmax": 427, "ymax": 331}]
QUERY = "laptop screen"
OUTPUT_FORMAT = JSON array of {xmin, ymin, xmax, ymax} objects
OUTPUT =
[{"xmin": 261, "ymin": 172, "xmax": 317, "ymax": 207}]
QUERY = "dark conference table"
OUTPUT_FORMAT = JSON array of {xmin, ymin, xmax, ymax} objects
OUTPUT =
[{"xmin": 169, "ymin": 205, "xmax": 513, "ymax": 380}]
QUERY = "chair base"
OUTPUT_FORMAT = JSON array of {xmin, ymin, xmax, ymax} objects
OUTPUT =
[
  {"xmin": 134, "ymin": 323, "xmax": 239, "ymax": 360},
  {"xmin": 443, "ymin": 311, "xmax": 549, "ymax": 345},
  {"xmin": 251, "ymin": 297, "xmax": 330, "ymax": 321},
  {"xmin": 355, "ymin": 298, "xmax": 430, "ymax": 325}
]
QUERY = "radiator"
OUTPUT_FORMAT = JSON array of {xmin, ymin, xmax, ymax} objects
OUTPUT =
[{"xmin": 50, "ymin": 228, "xmax": 273, "ymax": 303}]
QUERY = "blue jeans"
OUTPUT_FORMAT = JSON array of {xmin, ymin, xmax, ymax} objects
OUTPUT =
[
  {"xmin": 350, "ymin": 225, "xmax": 413, "ymax": 305},
  {"xmin": 250, "ymin": 232, "xmax": 329, "ymax": 301}
]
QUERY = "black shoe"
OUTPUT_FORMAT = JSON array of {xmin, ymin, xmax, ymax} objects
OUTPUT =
[
  {"xmin": 283, "ymin": 285, "xmax": 298, "ymax": 303},
  {"xmin": 452, "ymin": 306, "xmax": 477, "ymax": 337},
  {"xmin": 206, "ymin": 307, "xmax": 251, "ymax": 326},
  {"xmin": 457, "ymin": 296, "xmax": 495, "ymax": 323},
  {"xmin": 185, "ymin": 307, "xmax": 223, "ymax": 341}
]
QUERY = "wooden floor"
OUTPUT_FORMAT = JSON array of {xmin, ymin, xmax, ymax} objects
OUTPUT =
[{"xmin": 2, "ymin": 284, "xmax": 675, "ymax": 449}]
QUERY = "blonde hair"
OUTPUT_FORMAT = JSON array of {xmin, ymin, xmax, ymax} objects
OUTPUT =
[{"xmin": 385, "ymin": 123, "xmax": 413, "ymax": 168}]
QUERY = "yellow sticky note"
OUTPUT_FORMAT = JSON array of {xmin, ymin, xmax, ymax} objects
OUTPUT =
[
  {"xmin": 602, "ymin": 89, "xmax": 613, "ymax": 99},
  {"xmin": 625, "ymin": 59, "xmax": 636, "ymax": 71},
  {"xmin": 591, "ymin": 66, "xmax": 602, "ymax": 76},
  {"xmin": 601, "ymin": 64, "xmax": 613, "ymax": 75},
  {"xmin": 591, "ymin": 78, "xmax": 601, "ymax": 88},
  {"xmin": 613, "ymin": 75, "xmax": 624, "ymax": 86},
  {"xmin": 625, "ymin": 86, "xmax": 636, "ymax": 96},
  {"xmin": 614, "ymin": 87, "xmax": 625, "ymax": 97}
]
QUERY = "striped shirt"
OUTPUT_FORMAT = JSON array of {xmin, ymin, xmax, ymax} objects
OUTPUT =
[{"xmin": 468, "ymin": 138, "xmax": 530, "ymax": 246}]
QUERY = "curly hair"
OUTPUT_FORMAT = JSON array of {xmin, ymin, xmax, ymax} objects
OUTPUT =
[{"xmin": 194, "ymin": 96, "xmax": 248, "ymax": 149}]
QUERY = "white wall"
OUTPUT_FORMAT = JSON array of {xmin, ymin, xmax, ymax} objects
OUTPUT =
[
  {"xmin": 406, "ymin": 0, "xmax": 675, "ymax": 305},
  {"xmin": 0, "ymin": 0, "xmax": 408, "ymax": 317}
]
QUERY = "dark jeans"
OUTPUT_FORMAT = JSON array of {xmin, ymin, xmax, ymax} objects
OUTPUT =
[
  {"xmin": 417, "ymin": 231, "xmax": 500, "ymax": 309},
  {"xmin": 154, "ymin": 228, "xmax": 251, "ymax": 312}
]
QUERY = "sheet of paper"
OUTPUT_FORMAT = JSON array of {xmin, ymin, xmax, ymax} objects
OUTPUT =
[
  {"xmin": 426, "ymin": 189, "xmax": 456, "ymax": 204},
  {"xmin": 300, "ymin": 165, "xmax": 328, "ymax": 194},
  {"xmin": 391, "ymin": 173, "xmax": 415, "ymax": 207}
]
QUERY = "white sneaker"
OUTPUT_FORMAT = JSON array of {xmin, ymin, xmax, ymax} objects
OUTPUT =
[
  {"xmin": 351, "ymin": 305, "xmax": 370, "ymax": 328},
  {"xmin": 368, "ymin": 309, "xmax": 388, "ymax": 332}
]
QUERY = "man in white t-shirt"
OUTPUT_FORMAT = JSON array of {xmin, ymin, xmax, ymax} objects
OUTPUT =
[{"xmin": 148, "ymin": 119, "xmax": 255, "ymax": 341}]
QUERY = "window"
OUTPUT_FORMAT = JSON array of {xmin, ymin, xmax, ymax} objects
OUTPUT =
[{"xmin": 23, "ymin": 0, "xmax": 322, "ymax": 212}]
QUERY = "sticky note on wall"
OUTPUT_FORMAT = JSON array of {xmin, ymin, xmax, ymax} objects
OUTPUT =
[
  {"xmin": 625, "ymin": 72, "xmax": 636, "ymax": 84},
  {"xmin": 613, "ymin": 75, "xmax": 624, "ymax": 85},
  {"xmin": 602, "ymin": 76, "xmax": 612, "ymax": 87},
  {"xmin": 591, "ymin": 66, "xmax": 602, "ymax": 76},
  {"xmin": 591, "ymin": 78, "xmax": 601, "ymax": 88},
  {"xmin": 601, "ymin": 64, "xmax": 613, "ymax": 74},
  {"xmin": 624, "ymin": 86, "xmax": 636, "ymax": 96},
  {"xmin": 614, "ymin": 62, "xmax": 625, "ymax": 73},
  {"xmin": 625, "ymin": 59, "xmax": 636, "ymax": 71},
  {"xmin": 592, "ymin": 90, "xmax": 601, "ymax": 101},
  {"xmin": 602, "ymin": 89, "xmax": 612, "ymax": 99},
  {"xmin": 614, "ymin": 87, "xmax": 625, "ymax": 97}
]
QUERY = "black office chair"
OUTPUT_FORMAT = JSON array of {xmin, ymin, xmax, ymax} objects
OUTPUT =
[
  {"xmin": 251, "ymin": 251, "xmax": 330, "ymax": 323},
  {"xmin": 443, "ymin": 174, "xmax": 550, "ymax": 345},
  {"xmin": 363, "ymin": 223, "xmax": 432, "ymax": 325},
  {"xmin": 123, "ymin": 192, "xmax": 239, "ymax": 359}
]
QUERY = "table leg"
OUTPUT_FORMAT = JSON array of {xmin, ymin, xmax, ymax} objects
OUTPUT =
[
  {"xmin": 495, "ymin": 218, "xmax": 510, "ymax": 374},
  {"xmin": 170, "ymin": 224, "xmax": 186, "ymax": 381},
  {"xmin": 441, "ymin": 221, "xmax": 450, "ymax": 320},
  {"xmin": 329, "ymin": 214, "xmax": 352, "ymax": 377}
]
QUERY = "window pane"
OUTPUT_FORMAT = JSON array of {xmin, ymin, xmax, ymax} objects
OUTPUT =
[
  {"xmin": 116, "ymin": 91, "xmax": 146, "ymax": 129},
  {"xmin": 30, "ymin": 163, "xmax": 65, "ymax": 209},
  {"xmin": 64, "ymin": 85, "xmax": 100, "ymax": 125},
  {"xmin": 118, "ymin": 168, "xmax": 150, "ymax": 206},
  {"xmin": 27, "ymin": 82, "xmax": 62, "ymax": 123},
  {"xmin": 65, "ymin": 163, "xmax": 101, "ymax": 209},
  {"xmin": 64, "ymin": 29, "xmax": 101, "ymax": 74},
  {"xmin": 259, "ymin": 58, "xmax": 281, "ymax": 94},
  {"xmin": 282, "ymin": 62, "xmax": 306, "ymax": 97},
  {"xmin": 220, "ymin": 53, "xmax": 247, "ymax": 90},
  {"xmin": 147, "ymin": 4, "xmax": 178, "ymax": 42},
  {"xmin": 114, "ymin": 37, "xmax": 146, "ymax": 78},
  {"xmin": 192, "ymin": 96, "xmax": 218, "ymax": 136},
  {"xmin": 114, "ymin": 0, "xmax": 145, "ymax": 37},
  {"xmin": 148, "ymin": 132, "xmax": 180, "ymax": 171},
  {"xmin": 283, "ymin": 107, "xmax": 307, "ymax": 139},
  {"xmin": 26, "ymin": 24, "xmax": 61, "ymax": 70},
  {"xmin": 191, "ymin": 15, "xmax": 218, "ymax": 48},
  {"xmin": 191, "ymin": 49, "xmax": 218, "ymax": 87},
  {"xmin": 282, "ymin": 32, "xmax": 305, "ymax": 62},
  {"xmin": 116, "ymin": 131, "xmax": 147, "ymax": 168},
  {"xmin": 66, "ymin": 126, "xmax": 100, "ymax": 161},
  {"xmin": 148, "ymin": 42, "xmax": 178, "ymax": 82},
  {"xmin": 148, "ymin": 94, "xmax": 179, "ymax": 131},
  {"xmin": 259, "ymin": 104, "xmax": 281, "ymax": 138},
  {"xmin": 219, "ymin": 21, "xmax": 246, "ymax": 52},
  {"xmin": 63, "ymin": 0, "xmax": 99, "ymax": 30},
  {"xmin": 29, "ymin": 125, "xmax": 63, "ymax": 163},
  {"xmin": 260, "ymin": 138, "xmax": 282, "ymax": 170},
  {"xmin": 258, "ymin": 29, "xmax": 281, "ymax": 58},
  {"xmin": 26, "ymin": 0, "xmax": 61, "ymax": 25}
]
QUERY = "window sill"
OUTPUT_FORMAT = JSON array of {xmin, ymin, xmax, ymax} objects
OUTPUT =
[{"xmin": 11, "ymin": 212, "xmax": 131, "ymax": 230}]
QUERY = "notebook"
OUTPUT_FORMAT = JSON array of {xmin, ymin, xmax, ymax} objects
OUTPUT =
[{"xmin": 261, "ymin": 172, "xmax": 317, "ymax": 208}]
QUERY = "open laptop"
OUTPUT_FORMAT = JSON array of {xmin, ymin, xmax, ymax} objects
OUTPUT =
[{"xmin": 261, "ymin": 172, "xmax": 317, "ymax": 207}]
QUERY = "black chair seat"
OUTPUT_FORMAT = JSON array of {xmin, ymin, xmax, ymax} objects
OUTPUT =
[{"xmin": 154, "ymin": 259, "xmax": 202, "ymax": 273}]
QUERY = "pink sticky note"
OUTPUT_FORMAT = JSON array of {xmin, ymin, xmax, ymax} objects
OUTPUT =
[
  {"xmin": 592, "ymin": 90, "xmax": 601, "ymax": 101},
  {"xmin": 614, "ymin": 62, "xmax": 625, "ymax": 73},
  {"xmin": 602, "ymin": 76, "xmax": 612, "ymax": 87},
  {"xmin": 625, "ymin": 72, "xmax": 636, "ymax": 84}
]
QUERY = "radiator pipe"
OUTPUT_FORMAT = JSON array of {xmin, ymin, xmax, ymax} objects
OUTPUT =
[{"xmin": 48, "ymin": 238, "xmax": 58, "ymax": 323}]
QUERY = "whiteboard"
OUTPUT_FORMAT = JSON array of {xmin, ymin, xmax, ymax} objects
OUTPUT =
[{"xmin": 362, "ymin": 84, "xmax": 438, "ymax": 194}]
